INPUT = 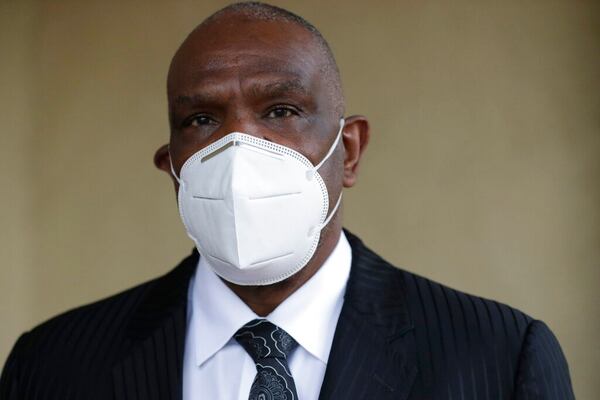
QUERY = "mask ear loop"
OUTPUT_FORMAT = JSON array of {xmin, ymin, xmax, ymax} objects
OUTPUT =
[
  {"xmin": 307, "ymin": 118, "xmax": 345, "ymax": 236},
  {"xmin": 320, "ymin": 191, "xmax": 342, "ymax": 227},
  {"xmin": 168, "ymin": 145, "xmax": 182, "ymax": 185},
  {"xmin": 315, "ymin": 118, "xmax": 345, "ymax": 171},
  {"xmin": 307, "ymin": 118, "xmax": 345, "ymax": 181}
]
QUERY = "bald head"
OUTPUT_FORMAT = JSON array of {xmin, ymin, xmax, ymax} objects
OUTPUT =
[{"xmin": 169, "ymin": 2, "xmax": 344, "ymax": 117}]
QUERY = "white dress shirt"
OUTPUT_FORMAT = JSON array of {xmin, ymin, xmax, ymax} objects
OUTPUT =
[{"xmin": 182, "ymin": 232, "xmax": 352, "ymax": 400}]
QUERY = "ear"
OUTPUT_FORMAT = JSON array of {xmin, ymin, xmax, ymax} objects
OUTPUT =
[
  {"xmin": 154, "ymin": 144, "xmax": 172, "ymax": 172},
  {"xmin": 155, "ymin": 144, "xmax": 181, "ymax": 198},
  {"xmin": 154, "ymin": 144, "xmax": 179, "ymax": 184},
  {"xmin": 341, "ymin": 115, "xmax": 370, "ymax": 188}
]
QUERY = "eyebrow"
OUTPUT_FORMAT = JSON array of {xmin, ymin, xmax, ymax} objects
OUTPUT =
[{"xmin": 172, "ymin": 77, "xmax": 310, "ymax": 108}]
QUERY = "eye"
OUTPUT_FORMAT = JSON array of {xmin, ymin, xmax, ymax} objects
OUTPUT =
[
  {"xmin": 182, "ymin": 114, "xmax": 217, "ymax": 128},
  {"xmin": 265, "ymin": 106, "xmax": 299, "ymax": 119}
]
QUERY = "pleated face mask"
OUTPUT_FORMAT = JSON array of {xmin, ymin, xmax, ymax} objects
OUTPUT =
[{"xmin": 170, "ymin": 119, "xmax": 344, "ymax": 286}]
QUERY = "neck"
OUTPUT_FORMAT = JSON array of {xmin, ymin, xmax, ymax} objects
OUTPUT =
[{"xmin": 222, "ymin": 223, "xmax": 342, "ymax": 316}]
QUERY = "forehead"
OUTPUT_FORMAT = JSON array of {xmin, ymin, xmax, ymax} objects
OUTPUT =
[{"xmin": 167, "ymin": 17, "xmax": 322, "ymax": 96}]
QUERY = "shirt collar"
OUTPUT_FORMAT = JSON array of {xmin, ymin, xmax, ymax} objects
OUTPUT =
[{"xmin": 191, "ymin": 231, "xmax": 352, "ymax": 367}]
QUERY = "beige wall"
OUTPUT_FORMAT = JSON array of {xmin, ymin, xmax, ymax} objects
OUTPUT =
[
  {"xmin": 1, "ymin": 0, "xmax": 37, "ymax": 373},
  {"xmin": 1, "ymin": 0, "xmax": 598, "ymax": 397}
]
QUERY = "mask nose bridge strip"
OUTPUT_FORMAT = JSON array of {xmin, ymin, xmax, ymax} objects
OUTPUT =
[
  {"xmin": 169, "ymin": 138, "xmax": 243, "ymax": 184},
  {"xmin": 200, "ymin": 140, "xmax": 238, "ymax": 163}
]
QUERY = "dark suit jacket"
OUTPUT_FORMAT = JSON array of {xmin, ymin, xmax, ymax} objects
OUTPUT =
[{"xmin": 1, "ymin": 231, "xmax": 575, "ymax": 399}]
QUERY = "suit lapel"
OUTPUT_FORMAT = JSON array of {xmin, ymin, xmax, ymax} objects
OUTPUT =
[
  {"xmin": 318, "ymin": 231, "xmax": 418, "ymax": 400},
  {"xmin": 112, "ymin": 251, "xmax": 198, "ymax": 400}
]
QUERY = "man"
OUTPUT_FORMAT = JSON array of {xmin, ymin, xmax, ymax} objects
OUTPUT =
[{"xmin": 0, "ymin": 2, "xmax": 574, "ymax": 399}]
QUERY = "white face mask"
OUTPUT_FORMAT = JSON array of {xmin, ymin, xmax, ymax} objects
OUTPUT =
[{"xmin": 170, "ymin": 119, "xmax": 344, "ymax": 286}]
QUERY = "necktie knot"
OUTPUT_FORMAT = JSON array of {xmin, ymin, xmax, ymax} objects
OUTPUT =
[
  {"xmin": 234, "ymin": 319, "xmax": 298, "ymax": 362},
  {"xmin": 235, "ymin": 319, "xmax": 300, "ymax": 400}
]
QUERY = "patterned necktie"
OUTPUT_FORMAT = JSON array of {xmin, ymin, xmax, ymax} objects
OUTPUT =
[{"xmin": 234, "ymin": 319, "xmax": 300, "ymax": 400}]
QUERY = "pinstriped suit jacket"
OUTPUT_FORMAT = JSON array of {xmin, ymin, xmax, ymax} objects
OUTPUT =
[{"xmin": 1, "ymin": 231, "xmax": 575, "ymax": 399}]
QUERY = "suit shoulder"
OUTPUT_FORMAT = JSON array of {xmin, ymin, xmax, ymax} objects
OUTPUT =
[
  {"xmin": 345, "ymin": 230, "xmax": 535, "ymax": 342},
  {"xmin": 2, "ymin": 252, "xmax": 198, "ymax": 397},
  {"xmin": 400, "ymin": 270, "xmax": 574, "ymax": 397},
  {"xmin": 0, "ymin": 275, "xmax": 159, "ymax": 398},
  {"xmin": 399, "ymin": 267, "xmax": 534, "ymax": 340},
  {"xmin": 387, "ymin": 265, "xmax": 546, "ymax": 386},
  {"xmin": 19, "ymin": 248, "xmax": 198, "ymax": 352},
  {"xmin": 18, "ymin": 275, "xmax": 158, "ymax": 356}
]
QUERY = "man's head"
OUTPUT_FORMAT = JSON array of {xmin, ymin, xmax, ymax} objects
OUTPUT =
[{"xmin": 154, "ymin": 2, "xmax": 369, "ymax": 293}]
